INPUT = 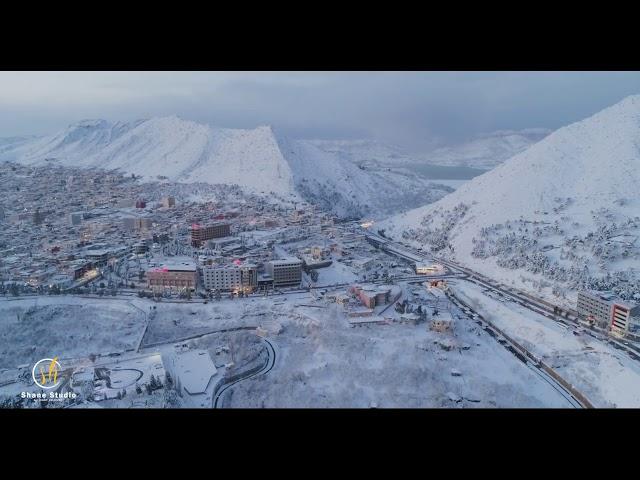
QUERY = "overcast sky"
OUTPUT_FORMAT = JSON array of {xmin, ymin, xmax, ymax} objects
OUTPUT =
[{"xmin": 0, "ymin": 71, "xmax": 638, "ymax": 152}]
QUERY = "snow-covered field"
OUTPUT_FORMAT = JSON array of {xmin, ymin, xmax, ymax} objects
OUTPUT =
[
  {"xmin": 0, "ymin": 296, "xmax": 146, "ymax": 369},
  {"xmin": 1, "ymin": 284, "xmax": 618, "ymax": 408},
  {"xmin": 452, "ymin": 281, "xmax": 640, "ymax": 407},
  {"xmin": 218, "ymin": 302, "xmax": 574, "ymax": 408}
]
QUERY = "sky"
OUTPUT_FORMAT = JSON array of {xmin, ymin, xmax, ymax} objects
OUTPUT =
[{"xmin": 0, "ymin": 71, "xmax": 639, "ymax": 152}]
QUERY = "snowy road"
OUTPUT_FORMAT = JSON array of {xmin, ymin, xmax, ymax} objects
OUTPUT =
[
  {"xmin": 212, "ymin": 338, "xmax": 276, "ymax": 408},
  {"xmin": 366, "ymin": 232, "xmax": 595, "ymax": 407}
]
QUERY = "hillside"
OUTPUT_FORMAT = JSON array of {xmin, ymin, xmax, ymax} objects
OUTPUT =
[
  {"xmin": 0, "ymin": 117, "xmax": 451, "ymax": 219},
  {"xmin": 420, "ymin": 128, "xmax": 551, "ymax": 170},
  {"xmin": 310, "ymin": 129, "xmax": 550, "ymax": 171},
  {"xmin": 379, "ymin": 95, "xmax": 640, "ymax": 303}
]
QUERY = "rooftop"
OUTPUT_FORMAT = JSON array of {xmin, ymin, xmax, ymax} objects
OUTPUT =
[{"xmin": 171, "ymin": 350, "xmax": 217, "ymax": 395}]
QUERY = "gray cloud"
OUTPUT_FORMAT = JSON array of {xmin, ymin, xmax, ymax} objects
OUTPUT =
[{"xmin": 0, "ymin": 71, "xmax": 638, "ymax": 152}]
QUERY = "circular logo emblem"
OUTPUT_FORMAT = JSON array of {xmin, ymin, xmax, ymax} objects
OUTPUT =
[{"xmin": 32, "ymin": 357, "xmax": 62, "ymax": 389}]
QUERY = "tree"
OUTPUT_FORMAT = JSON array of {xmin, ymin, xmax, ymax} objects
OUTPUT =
[
  {"xmin": 163, "ymin": 389, "xmax": 180, "ymax": 408},
  {"xmin": 164, "ymin": 372, "xmax": 174, "ymax": 389}
]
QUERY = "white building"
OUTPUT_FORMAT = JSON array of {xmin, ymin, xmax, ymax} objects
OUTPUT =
[
  {"xmin": 577, "ymin": 290, "xmax": 639, "ymax": 337},
  {"xmin": 415, "ymin": 262, "xmax": 445, "ymax": 275},
  {"xmin": 202, "ymin": 263, "xmax": 258, "ymax": 292}
]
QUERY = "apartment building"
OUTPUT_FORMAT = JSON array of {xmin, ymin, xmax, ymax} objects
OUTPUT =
[
  {"xmin": 191, "ymin": 222, "xmax": 231, "ymax": 247},
  {"xmin": 266, "ymin": 258, "xmax": 302, "ymax": 287},
  {"xmin": 201, "ymin": 263, "xmax": 258, "ymax": 292},
  {"xmin": 577, "ymin": 290, "xmax": 639, "ymax": 336}
]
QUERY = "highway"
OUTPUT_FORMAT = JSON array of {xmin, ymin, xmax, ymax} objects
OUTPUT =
[
  {"xmin": 364, "ymin": 231, "xmax": 604, "ymax": 407},
  {"xmin": 366, "ymin": 231, "xmax": 640, "ymax": 362}
]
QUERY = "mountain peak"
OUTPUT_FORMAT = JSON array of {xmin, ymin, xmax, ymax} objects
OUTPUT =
[{"xmin": 68, "ymin": 119, "xmax": 112, "ymax": 129}]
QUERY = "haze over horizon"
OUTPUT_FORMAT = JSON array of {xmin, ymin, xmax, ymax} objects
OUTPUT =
[{"xmin": 0, "ymin": 71, "xmax": 639, "ymax": 153}]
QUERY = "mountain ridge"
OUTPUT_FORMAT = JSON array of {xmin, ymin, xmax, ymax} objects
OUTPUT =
[
  {"xmin": 379, "ymin": 94, "xmax": 640, "ymax": 302},
  {"xmin": 0, "ymin": 116, "xmax": 451, "ymax": 219}
]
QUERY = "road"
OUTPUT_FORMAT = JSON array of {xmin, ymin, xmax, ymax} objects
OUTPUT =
[
  {"xmin": 366, "ymin": 231, "xmax": 640, "ymax": 362},
  {"xmin": 212, "ymin": 338, "xmax": 276, "ymax": 408},
  {"xmin": 365, "ymin": 231, "xmax": 597, "ymax": 408}
]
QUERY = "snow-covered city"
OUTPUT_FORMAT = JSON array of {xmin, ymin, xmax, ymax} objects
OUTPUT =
[{"xmin": 1, "ymin": 72, "xmax": 639, "ymax": 409}]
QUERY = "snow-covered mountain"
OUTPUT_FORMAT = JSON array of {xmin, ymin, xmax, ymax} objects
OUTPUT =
[
  {"xmin": 307, "ymin": 139, "xmax": 417, "ymax": 167},
  {"xmin": 420, "ymin": 128, "xmax": 551, "ymax": 170},
  {"xmin": 0, "ymin": 116, "xmax": 452, "ymax": 219},
  {"xmin": 380, "ymin": 95, "xmax": 640, "ymax": 302},
  {"xmin": 309, "ymin": 130, "xmax": 551, "ymax": 172}
]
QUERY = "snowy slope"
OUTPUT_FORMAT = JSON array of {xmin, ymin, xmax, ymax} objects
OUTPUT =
[
  {"xmin": 420, "ymin": 128, "xmax": 551, "ymax": 170},
  {"xmin": 309, "ymin": 130, "xmax": 550, "ymax": 171},
  {"xmin": 0, "ymin": 117, "xmax": 451, "ymax": 218},
  {"xmin": 380, "ymin": 95, "xmax": 640, "ymax": 302},
  {"xmin": 307, "ymin": 139, "xmax": 416, "ymax": 167}
]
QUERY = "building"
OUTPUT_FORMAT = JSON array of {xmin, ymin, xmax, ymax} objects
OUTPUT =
[
  {"xmin": 577, "ymin": 290, "xmax": 640, "ymax": 336},
  {"xmin": 32, "ymin": 209, "xmax": 45, "ymax": 225},
  {"xmin": 123, "ymin": 217, "xmax": 153, "ymax": 231},
  {"xmin": 207, "ymin": 236, "xmax": 240, "ymax": 251},
  {"xmin": 240, "ymin": 264, "xmax": 258, "ymax": 291},
  {"xmin": 415, "ymin": 262, "xmax": 445, "ymax": 275},
  {"xmin": 202, "ymin": 265, "xmax": 242, "ymax": 292},
  {"xmin": 352, "ymin": 257, "xmax": 374, "ymax": 272},
  {"xmin": 169, "ymin": 349, "xmax": 217, "ymax": 396},
  {"xmin": 135, "ymin": 199, "xmax": 146, "ymax": 209},
  {"xmin": 69, "ymin": 212, "xmax": 83, "ymax": 226},
  {"xmin": 266, "ymin": 258, "xmax": 302, "ymax": 287},
  {"xmin": 161, "ymin": 196, "xmax": 175, "ymax": 208},
  {"xmin": 430, "ymin": 311, "xmax": 454, "ymax": 332},
  {"xmin": 67, "ymin": 260, "xmax": 95, "ymax": 280},
  {"xmin": 83, "ymin": 249, "xmax": 111, "ymax": 266},
  {"xmin": 191, "ymin": 222, "xmax": 231, "ymax": 247},
  {"xmin": 133, "ymin": 242, "xmax": 149, "ymax": 254},
  {"xmin": 348, "ymin": 316, "xmax": 388, "ymax": 327},
  {"xmin": 147, "ymin": 259, "xmax": 197, "ymax": 291},
  {"xmin": 349, "ymin": 285, "xmax": 391, "ymax": 309}
]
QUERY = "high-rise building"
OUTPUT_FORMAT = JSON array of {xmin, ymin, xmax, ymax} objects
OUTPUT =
[
  {"xmin": 266, "ymin": 258, "xmax": 302, "ymax": 287},
  {"xmin": 577, "ymin": 290, "xmax": 639, "ymax": 337},
  {"xmin": 191, "ymin": 222, "xmax": 231, "ymax": 247},
  {"xmin": 201, "ymin": 263, "xmax": 258, "ymax": 292}
]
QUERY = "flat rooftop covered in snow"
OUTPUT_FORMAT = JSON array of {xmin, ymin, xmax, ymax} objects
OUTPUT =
[
  {"xmin": 156, "ymin": 257, "xmax": 197, "ymax": 272},
  {"xmin": 271, "ymin": 257, "xmax": 302, "ymax": 266},
  {"xmin": 172, "ymin": 350, "xmax": 217, "ymax": 395}
]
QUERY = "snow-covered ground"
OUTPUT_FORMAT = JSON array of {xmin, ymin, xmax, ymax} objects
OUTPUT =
[
  {"xmin": 0, "ymin": 296, "xmax": 147, "ymax": 369},
  {"xmin": 311, "ymin": 261, "xmax": 359, "ymax": 286},
  {"xmin": 452, "ymin": 280, "xmax": 640, "ymax": 407},
  {"xmin": 210, "ymin": 298, "xmax": 575, "ymax": 408}
]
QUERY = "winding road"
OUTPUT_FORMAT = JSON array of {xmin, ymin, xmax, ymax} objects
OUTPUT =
[{"xmin": 212, "ymin": 338, "xmax": 276, "ymax": 408}]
